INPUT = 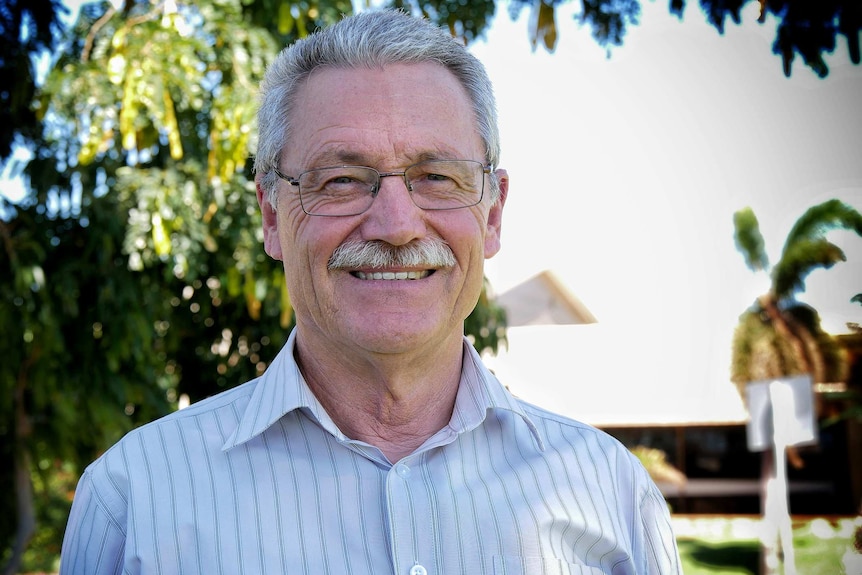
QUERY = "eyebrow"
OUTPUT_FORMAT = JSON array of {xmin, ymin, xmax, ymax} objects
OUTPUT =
[{"xmin": 312, "ymin": 150, "xmax": 367, "ymax": 166}]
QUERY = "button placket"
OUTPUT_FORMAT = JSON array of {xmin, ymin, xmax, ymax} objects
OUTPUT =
[{"xmin": 386, "ymin": 459, "xmax": 420, "ymax": 575}]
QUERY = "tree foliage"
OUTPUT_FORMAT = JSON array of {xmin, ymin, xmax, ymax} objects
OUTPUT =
[
  {"xmin": 730, "ymin": 200, "xmax": 862, "ymax": 399},
  {"xmin": 0, "ymin": 0, "xmax": 68, "ymax": 162},
  {"xmin": 676, "ymin": 0, "xmax": 860, "ymax": 77},
  {"xmin": 497, "ymin": 0, "xmax": 860, "ymax": 78},
  {"xmin": 0, "ymin": 0, "xmax": 506, "ymax": 570},
  {"xmin": 774, "ymin": 200, "xmax": 862, "ymax": 298},
  {"xmin": 731, "ymin": 300, "xmax": 849, "ymax": 393},
  {"xmin": 733, "ymin": 207, "xmax": 769, "ymax": 273},
  {"xmin": 3, "ymin": 0, "xmax": 860, "ymax": 163}
]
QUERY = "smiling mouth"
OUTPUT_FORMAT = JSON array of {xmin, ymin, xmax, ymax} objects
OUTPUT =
[{"xmin": 352, "ymin": 270, "xmax": 432, "ymax": 280}]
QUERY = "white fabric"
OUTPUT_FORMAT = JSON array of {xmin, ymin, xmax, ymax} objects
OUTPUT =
[{"xmin": 61, "ymin": 329, "xmax": 681, "ymax": 574}]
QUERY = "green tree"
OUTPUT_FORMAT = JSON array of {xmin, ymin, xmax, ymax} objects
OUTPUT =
[
  {"xmin": 730, "ymin": 199, "xmax": 862, "ymax": 575},
  {"xmin": 2, "ymin": 0, "xmax": 859, "ymax": 163},
  {"xmin": 0, "ymin": 0, "xmax": 68, "ymax": 163},
  {"xmin": 730, "ymin": 200, "xmax": 862, "ymax": 395},
  {"xmin": 1, "ymin": 1, "xmax": 508, "ymax": 571},
  {"xmin": 2, "ymin": 1, "xmax": 859, "ymax": 162}
]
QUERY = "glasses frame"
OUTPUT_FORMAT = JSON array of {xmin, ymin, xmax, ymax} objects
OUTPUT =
[{"xmin": 272, "ymin": 160, "xmax": 492, "ymax": 217}]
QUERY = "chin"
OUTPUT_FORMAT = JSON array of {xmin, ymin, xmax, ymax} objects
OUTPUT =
[{"xmin": 346, "ymin": 323, "xmax": 444, "ymax": 354}]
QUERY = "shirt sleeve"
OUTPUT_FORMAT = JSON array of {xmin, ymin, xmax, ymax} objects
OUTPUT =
[
  {"xmin": 639, "ymin": 481, "xmax": 683, "ymax": 575},
  {"xmin": 59, "ymin": 469, "xmax": 126, "ymax": 575}
]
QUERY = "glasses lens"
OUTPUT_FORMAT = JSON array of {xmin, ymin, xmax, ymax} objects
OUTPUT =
[
  {"xmin": 298, "ymin": 166, "xmax": 378, "ymax": 216},
  {"xmin": 405, "ymin": 160, "xmax": 485, "ymax": 210}
]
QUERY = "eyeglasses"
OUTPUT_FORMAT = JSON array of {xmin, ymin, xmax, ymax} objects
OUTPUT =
[{"xmin": 272, "ymin": 159, "xmax": 491, "ymax": 217}]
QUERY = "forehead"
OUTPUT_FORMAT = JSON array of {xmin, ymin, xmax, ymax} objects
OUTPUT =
[{"xmin": 284, "ymin": 62, "xmax": 483, "ymax": 167}]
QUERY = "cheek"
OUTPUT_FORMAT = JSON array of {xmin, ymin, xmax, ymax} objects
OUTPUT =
[
  {"xmin": 442, "ymin": 216, "xmax": 492, "ymax": 288},
  {"xmin": 466, "ymin": 208, "xmax": 495, "ymax": 255},
  {"xmin": 278, "ymin": 213, "xmax": 355, "ymax": 274},
  {"xmin": 275, "ymin": 212, "xmax": 314, "ymax": 287}
]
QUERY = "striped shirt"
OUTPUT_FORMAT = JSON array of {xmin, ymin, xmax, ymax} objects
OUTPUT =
[{"xmin": 60, "ymin": 329, "xmax": 681, "ymax": 574}]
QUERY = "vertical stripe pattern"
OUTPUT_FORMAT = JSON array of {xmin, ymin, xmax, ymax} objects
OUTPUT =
[{"xmin": 60, "ymin": 329, "xmax": 682, "ymax": 575}]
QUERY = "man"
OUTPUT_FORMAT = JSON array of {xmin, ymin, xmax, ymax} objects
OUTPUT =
[{"xmin": 61, "ymin": 10, "xmax": 681, "ymax": 574}]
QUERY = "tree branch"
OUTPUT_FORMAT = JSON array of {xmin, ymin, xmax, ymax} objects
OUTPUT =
[
  {"xmin": 0, "ymin": 353, "xmax": 39, "ymax": 575},
  {"xmin": 82, "ymin": 5, "xmax": 117, "ymax": 63}
]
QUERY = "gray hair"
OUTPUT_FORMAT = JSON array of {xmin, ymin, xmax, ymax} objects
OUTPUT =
[{"xmin": 254, "ymin": 10, "xmax": 501, "ymax": 209}]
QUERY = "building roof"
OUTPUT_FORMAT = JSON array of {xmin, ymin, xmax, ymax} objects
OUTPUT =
[{"xmin": 496, "ymin": 270, "xmax": 597, "ymax": 326}]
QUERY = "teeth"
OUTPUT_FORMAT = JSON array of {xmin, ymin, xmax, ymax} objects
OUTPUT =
[{"xmin": 354, "ymin": 270, "xmax": 429, "ymax": 280}]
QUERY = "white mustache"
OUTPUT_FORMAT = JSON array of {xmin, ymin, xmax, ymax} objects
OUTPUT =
[{"xmin": 328, "ymin": 238, "xmax": 456, "ymax": 270}]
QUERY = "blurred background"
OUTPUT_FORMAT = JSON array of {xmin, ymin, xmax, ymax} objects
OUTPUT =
[{"xmin": 2, "ymin": 0, "xmax": 860, "ymax": 573}]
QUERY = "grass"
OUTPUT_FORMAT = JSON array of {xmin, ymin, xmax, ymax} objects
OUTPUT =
[{"xmin": 674, "ymin": 515, "xmax": 859, "ymax": 575}]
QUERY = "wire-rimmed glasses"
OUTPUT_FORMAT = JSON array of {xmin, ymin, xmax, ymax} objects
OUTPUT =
[{"xmin": 272, "ymin": 159, "xmax": 491, "ymax": 217}]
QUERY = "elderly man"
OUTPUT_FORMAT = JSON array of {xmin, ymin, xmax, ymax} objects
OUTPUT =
[{"xmin": 61, "ymin": 10, "xmax": 681, "ymax": 575}]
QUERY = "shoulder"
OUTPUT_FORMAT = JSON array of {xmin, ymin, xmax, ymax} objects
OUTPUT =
[
  {"xmin": 516, "ymin": 398, "xmax": 651, "ymax": 481},
  {"xmin": 127, "ymin": 375, "xmax": 258, "ymax": 440},
  {"xmin": 73, "ymin": 379, "xmax": 259, "ymax": 533},
  {"xmin": 85, "ymin": 378, "xmax": 259, "ymax": 485},
  {"xmin": 154, "ymin": 376, "xmax": 260, "ymax": 424},
  {"xmin": 517, "ymin": 398, "xmax": 624, "ymax": 446}
]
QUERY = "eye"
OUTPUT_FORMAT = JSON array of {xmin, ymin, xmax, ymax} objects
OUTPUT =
[
  {"xmin": 301, "ymin": 167, "xmax": 377, "ymax": 194},
  {"xmin": 327, "ymin": 175, "xmax": 362, "ymax": 185}
]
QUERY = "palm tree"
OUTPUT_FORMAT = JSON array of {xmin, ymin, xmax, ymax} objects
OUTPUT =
[
  {"xmin": 731, "ymin": 199, "xmax": 862, "ymax": 574},
  {"xmin": 731, "ymin": 199, "xmax": 862, "ymax": 397}
]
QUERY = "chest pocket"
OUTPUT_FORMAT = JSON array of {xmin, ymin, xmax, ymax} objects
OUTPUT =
[{"xmin": 493, "ymin": 556, "xmax": 608, "ymax": 574}]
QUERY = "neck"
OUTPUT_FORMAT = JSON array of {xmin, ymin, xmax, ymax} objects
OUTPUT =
[{"xmin": 294, "ymin": 333, "xmax": 464, "ymax": 462}]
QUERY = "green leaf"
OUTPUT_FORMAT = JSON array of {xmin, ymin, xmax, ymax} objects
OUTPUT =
[
  {"xmin": 278, "ymin": 2, "xmax": 295, "ymax": 35},
  {"xmin": 733, "ymin": 207, "xmax": 769, "ymax": 273},
  {"xmin": 151, "ymin": 213, "xmax": 172, "ymax": 256},
  {"xmin": 772, "ymin": 238, "xmax": 845, "ymax": 299}
]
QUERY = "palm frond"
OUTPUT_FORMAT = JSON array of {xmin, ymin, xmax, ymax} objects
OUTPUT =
[
  {"xmin": 781, "ymin": 199, "xmax": 862, "ymax": 260},
  {"xmin": 732, "ymin": 200, "xmax": 859, "ymax": 390},
  {"xmin": 772, "ymin": 238, "xmax": 845, "ymax": 299},
  {"xmin": 733, "ymin": 207, "xmax": 769, "ymax": 272}
]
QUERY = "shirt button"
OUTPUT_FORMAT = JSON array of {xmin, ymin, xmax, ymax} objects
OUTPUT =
[
  {"xmin": 409, "ymin": 564, "xmax": 427, "ymax": 575},
  {"xmin": 396, "ymin": 463, "xmax": 411, "ymax": 478}
]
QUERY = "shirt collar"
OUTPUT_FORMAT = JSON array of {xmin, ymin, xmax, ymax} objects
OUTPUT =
[
  {"xmin": 222, "ymin": 329, "xmax": 544, "ymax": 452},
  {"xmin": 451, "ymin": 340, "xmax": 545, "ymax": 451},
  {"xmin": 221, "ymin": 329, "xmax": 333, "ymax": 451}
]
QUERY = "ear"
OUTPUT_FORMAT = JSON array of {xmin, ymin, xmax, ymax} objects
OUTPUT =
[
  {"xmin": 484, "ymin": 168, "xmax": 508, "ymax": 259},
  {"xmin": 256, "ymin": 176, "xmax": 284, "ymax": 261}
]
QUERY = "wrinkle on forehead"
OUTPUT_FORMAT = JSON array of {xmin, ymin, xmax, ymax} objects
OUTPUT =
[
  {"xmin": 294, "ymin": 145, "xmax": 479, "ymax": 171},
  {"xmin": 282, "ymin": 62, "xmax": 483, "ymax": 168}
]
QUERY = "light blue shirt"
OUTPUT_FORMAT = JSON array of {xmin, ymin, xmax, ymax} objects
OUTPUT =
[{"xmin": 60, "ymin": 330, "xmax": 681, "ymax": 574}]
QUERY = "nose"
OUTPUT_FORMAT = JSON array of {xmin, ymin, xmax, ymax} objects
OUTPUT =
[{"xmin": 360, "ymin": 174, "xmax": 426, "ymax": 246}]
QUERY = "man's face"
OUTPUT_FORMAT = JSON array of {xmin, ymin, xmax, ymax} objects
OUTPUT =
[{"xmin": 257, "ymin": 62, "xmax": 507, "ymax": 358}]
